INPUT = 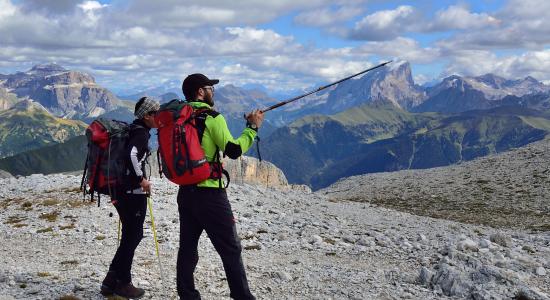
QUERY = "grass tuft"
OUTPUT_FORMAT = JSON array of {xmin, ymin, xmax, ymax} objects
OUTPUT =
[
  {"xmin": 58, "ymin": 295, "xmax": 82, "ymax": 300},
  {"xmin": 59, "ymin": 224, "xmax": 76, "ymax": 230},
  {"xmin": 37, "ymin": 227, "xmax": 53, "ymax": 233},
  {"xmin": 60, "ymin": 260, "xmax": 78, "ymax": 266},
  {"xmin": 42, "ymin": 198, "xmax": 61, "ymax": 206},
  {"xmin": 4, "ymin": 215, "xmax": 27, "ymax": 224},
  {"xmin": 39, "ymin": 211, "xmax": 59, "ymax": 222}
]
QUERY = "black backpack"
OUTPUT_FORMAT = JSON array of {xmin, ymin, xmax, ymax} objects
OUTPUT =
[{"xmin": 80, "ymin": 118, "xmax": 139, "ymax": 206}]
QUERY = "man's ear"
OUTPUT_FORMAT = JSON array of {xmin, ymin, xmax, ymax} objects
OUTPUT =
[{"xmin": 197, "ymin": 88, "xmax": 205, "ymax": 99}]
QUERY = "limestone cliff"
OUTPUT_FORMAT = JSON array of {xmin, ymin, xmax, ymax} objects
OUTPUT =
[
  {"xmin": 0, "ymin": 64, "xmax": 120, "ymax": 119},
  {"xmin": 149, "ymin": 153, "xmax": 299, "ymax": 190}
]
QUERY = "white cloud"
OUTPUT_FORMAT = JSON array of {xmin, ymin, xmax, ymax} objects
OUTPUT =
[
  {"xmin": 77, "ymin": 1, "xmax": 108, "ymax": 27},
  {"xmin": 294, "ymin": 5, "xmax": 364, "ymax": 27},
  {"xmin": 78, "ymin": 1, "xmax": 107, "ymax": 11},
  {"xmin": 443, "ymin": 49, "xmax": 550, "ymax": 81},
  {"xmin": 355, "ymin": 37, "xmax": 439, "ymax": 63},
  {"xmin": 428, "ymin": 5, "xmax": 500, "ymax": 31},
  {"xmin": 214, "ymin": 27, "xmax": 298, "ymax": 55},
  {"xmin": 19, "ymin": 0, "xmax": 77, "ymax": 15},
  {"xmin": 117, "ymin": 0, "xmax": 331, "ymax": 29},
  {"xmin": 349, "ymin": 5, "xmax": 421, "ymax": 41},
  {"xmin": 499, "ymin": 0, "xmax": 550, "ymax": 19},
  {"xmin": 435, "ymin": 0, "xmax": 550, "ymax": 51},
  {"xmin": 0, "ymin": 0, "xmax": 16, "ymax": 18},
  {"xmin": 1, "ymin": 0, "xmax": 550, "ymax": 94},
  {"xmin": 348, "ymin": 4, "xmax": 500, "ymax": 40},
  {"xmin": 413, "ymin": 74, "xmax": 430, "ymax": 85}
]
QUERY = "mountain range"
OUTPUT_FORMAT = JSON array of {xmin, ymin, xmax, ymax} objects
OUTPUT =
[
  {"xmin": 258, "ymin": 104, "xmax": 550, "ymax": 189},
  {"xmin": 3, "ymin": 62, "xmax": 549, "ymax": 122},
  {"xmin": 0, "ymin": 64, "xmax": 120, "ymax": 119},
  {"xmin": 2, "ymin": 61, "xmax": 550, "ymax": 188},
  {"xmin": 415, "ymin": 74, "xmax": 550, "ymax": 113}
]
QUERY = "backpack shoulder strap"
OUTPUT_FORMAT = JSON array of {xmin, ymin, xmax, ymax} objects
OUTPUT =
[
  {"xmin": 128, "ymin": 122, "xmax": 145, "ymax": 131},
  {"xmin": 193, "ymin": 109, "xmax": 219, "ymax": 144}
]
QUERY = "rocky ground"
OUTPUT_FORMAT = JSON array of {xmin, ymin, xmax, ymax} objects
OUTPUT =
[
  {"xmin": 1, "ymin": 141, "xmax": 549, "ymax": 299},
  {"xmin": 321, "ymin": 137, "xmax": 550, "ymax": 231}
]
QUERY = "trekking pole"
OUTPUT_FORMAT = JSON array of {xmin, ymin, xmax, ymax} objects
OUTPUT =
[
  {"xmin": 261, "ymin": 61, "xmax": 392, "ymax": 113},
  {"xmin": 147, "ymin": 195, "xmax": 166, "ymax": 291},
  {"xmin": 117, "ymin": 218, "xmax": 121, "ymax": 246}
]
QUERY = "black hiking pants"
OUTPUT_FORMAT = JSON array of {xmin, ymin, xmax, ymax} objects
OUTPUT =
[
  {"xmin": 108, "ymin": 193, "xmax": 147, "ymax": 284},
  {"xmin": 176, "ymin": 185, "xmax": 255, "ymax": 300}
]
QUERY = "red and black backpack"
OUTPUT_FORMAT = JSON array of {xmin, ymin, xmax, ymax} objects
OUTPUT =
[
  {"xmin": 155, "ymin": 99, "xmax": 227, "ymax": 186},
  {"xmin": 80, "ymin": 118, "xmax": 139, "ymax": 205}
]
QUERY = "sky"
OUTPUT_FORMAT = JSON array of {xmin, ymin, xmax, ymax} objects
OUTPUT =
[{"xmin": 1, "ymin": 0, "xmax": 550, "ymax": 95}]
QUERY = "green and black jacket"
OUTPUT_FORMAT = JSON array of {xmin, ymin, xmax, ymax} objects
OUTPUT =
[{"xmin": 188, "ymin": 101, "xmax": 257, "ymax": 188}]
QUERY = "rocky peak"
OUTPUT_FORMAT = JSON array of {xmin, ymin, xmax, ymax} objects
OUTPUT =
[
  {"xmin": 0, "ymin": 87, "xmax": 18, "ymax": 111},
  {"xmin": 215, "ymin": 84, "xmax": 276, "ymax": 114},
  {"xmin": 509, "ymin": 75, "xmax": 548, "ymax": 91},
  {"xmin": 42, "ymin": 71, "xmax": 96, "ymax": 85},
  {"xmin": 0, "ymin": 86, "xmax": 11, "ymax": 99},
  {"xmin": 27, "ymin": 63, "xmax": 67, "ymax": 76},
  {"xmin": 444, "ymin": 75, "xmax": 467, "ymax": 88},
  {"xmin": 217, "ymin": 84, "xmax": 249, "ymax": 102},
  {"xmin": 387, "ymin": 60, "xmax": 415, "ymax": 86},
  {"xmin": 361, "ymin": 60, "xmax": 426, "ymax": 109},
  {"xmin": 324, "ymin": 60, "xmax": 426, "ymax": 111},
  {"xmin": 523, "ymin": 75, "xmax": 539, "ymax": 84},
  {"xmin": 11, "ymin": 99, "xmax": 49, "ymax": 113},
  {"xmin": 474, "ymin": 73, "xmax": 507, "ymax": 89},
  {"xmin": 0, "ymin": 64, "xmax": 120, "ymax": 119}
]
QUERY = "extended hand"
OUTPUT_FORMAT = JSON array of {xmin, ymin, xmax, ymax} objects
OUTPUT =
[{"xmin": 245, "ymin": 109, "xmax": 264, "ymax": 129}]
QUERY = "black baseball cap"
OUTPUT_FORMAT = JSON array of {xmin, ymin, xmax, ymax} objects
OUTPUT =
[{"xmin": 182, "ymin": 73, "xmax": 219, "ymax": 100}]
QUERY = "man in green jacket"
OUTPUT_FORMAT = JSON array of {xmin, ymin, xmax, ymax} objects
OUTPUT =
[{"xmin": 177, "ymin": 73, "xmax": 263, "ymax": 300}]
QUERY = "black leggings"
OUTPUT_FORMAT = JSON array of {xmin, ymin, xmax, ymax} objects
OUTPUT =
[{"xmin": 108, "ymin": 193, "xmax": 147, "ymax": 284}]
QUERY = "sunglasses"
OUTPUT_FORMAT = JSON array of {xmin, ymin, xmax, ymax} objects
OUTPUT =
[{"xmin": 202, "ymin": 86, "xmax": 215, "ymax": 93}]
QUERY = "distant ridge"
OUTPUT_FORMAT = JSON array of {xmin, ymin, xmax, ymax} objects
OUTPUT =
[
  {"xmin": 0, "ymin": 63, "xmax": 121, "ymax": 119},
  {"xmin": 0, "ymin": 100, "xmax": 86, "ymax": 158}
]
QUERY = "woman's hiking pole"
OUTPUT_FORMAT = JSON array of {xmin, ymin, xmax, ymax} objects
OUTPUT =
[
  {"xmin": 117, "ymin": 218, "xmax": 121, "ymax": 246},
  {"xmin": 147, "ymin": 195, "xmax": 167, "ymax": 294}
]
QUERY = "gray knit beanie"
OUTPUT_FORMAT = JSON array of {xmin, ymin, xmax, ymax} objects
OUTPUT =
[{"xmin": 134, "ymin": 97, "xmax": 160, "ymax": 119}]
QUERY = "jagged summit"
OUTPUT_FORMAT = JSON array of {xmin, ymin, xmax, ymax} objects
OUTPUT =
[
  {"xmin": 474, "ymin": 73, "xmax": 508, "ymax": 89},
  {"xmin": 388, "ymin": 59, "xmax": 409, "ymax": 72},
  {"xmin": 27, "ymin": 63, "xmax": 67, "ymax": 75},
  {"xmin": 290, "ymin": 60, "xmax": 427, "ymax": 114},
  {"xmin": 11, "ymin": 99, "xmax": 49, "ymax": 112},
  {"xmin": 0, "ymin": 64, "xmax": 120, "ymax": 119},
  {"xmin": 523, "ymin": 75, "xmax": 539, "ymax": 83}
]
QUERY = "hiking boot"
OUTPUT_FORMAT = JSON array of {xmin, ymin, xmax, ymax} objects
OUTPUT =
[
  {"xmin": 114, "ymin": 282, "xmax": 145, "ymax": 299},
  {"xmin": 100, "ymin": 271, "xmax": 117, "ymax": 296}
]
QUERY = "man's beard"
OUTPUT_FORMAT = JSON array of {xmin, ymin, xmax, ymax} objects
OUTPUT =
[{"xmin": 204, "ymin": 93, "xmax": 214, "ymax": 107}]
